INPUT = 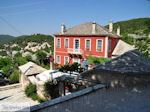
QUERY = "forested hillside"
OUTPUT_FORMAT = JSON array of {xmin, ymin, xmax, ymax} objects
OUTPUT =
[
  {"xmin": 0, "ymin": 35, "xmax": 15, "ymax": 44},
  {"xmin": 10, "ymin": 34, "xmax": 54, "ymax": 49},
  {"xmin": 106, "ymin": 18, "xmax": 150, "ymax": 36}
]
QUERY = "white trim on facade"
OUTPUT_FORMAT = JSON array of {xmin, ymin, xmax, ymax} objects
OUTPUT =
[
  {"xmin": 56, "ymin": 51, "xmax": 69, "ymax": 54},
  {"xmin": 104, "ymin": 37, "xmax": 108, "ymax": 58},
  {"xmin": 56, "ymin": 55, "xmax": 61, "ymax": 64},
  {"xmin": 96, "ymin": 39, "xmax": 103, "ymax": 52},
  {"xmin": 85, "ymin": 39, "xmax": 91, "ymax": 51},
  {"xmin": 64, "ymin": 38, "xmax": 69, "ymax": 48},
  {"xmin": 64, "ymin": 56, "xmax": 69, "ymax": 65},
  {"xmin": 53, "ymin": 35, "xmax": 56, "ymax": 63}
]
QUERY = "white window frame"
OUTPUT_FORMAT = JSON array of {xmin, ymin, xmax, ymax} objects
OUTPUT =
[
  {"xmin": 64, "ymin": 38, "xmax": 69, "ymax": 48},
  {"xmin": 56, "ymin": 55, "xmax": 61, "ymax": 64},
  {"xmin": 85, "ymin": 39, "xmax": 91, "ymax": 51},
  {"xmin": 74, "ymin": 38, "xmax": 80, "ymax": 49},
  {"xmin": 56, "ymin": 38, "xmax": 61, "ymax": 48},
  {"xmin": 64, "ymin": 56, "xmax": 69, "ymax": 65},
  {"xmin": 96, "ymin": 39, "xmax": 103, "ymax": 52}
]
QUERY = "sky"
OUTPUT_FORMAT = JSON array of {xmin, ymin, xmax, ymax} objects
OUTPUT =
[{"xmin": 0, "ymin": 0, "xmax": 149, "ymax": 36}]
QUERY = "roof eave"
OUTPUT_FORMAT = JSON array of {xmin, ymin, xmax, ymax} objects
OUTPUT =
[{"xmin": 54, "ymin": 34, "xmax": 120, "ymax": 38}]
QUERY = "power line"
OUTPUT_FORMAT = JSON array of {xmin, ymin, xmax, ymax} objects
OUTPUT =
[
  {"xmin": 0, "ymin": 1, "xmax": 47, "ymax": 9},
  {"xmin": 0, "ymin": 16, "xmax": 23, "ymax": 35}
]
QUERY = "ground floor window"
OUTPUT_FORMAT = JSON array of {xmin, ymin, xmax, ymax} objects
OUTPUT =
[
  {"xmin": 56, "ymin": 55, "xmax": 61, "ymax": 64},
  {"xmin": 64, "ymin": 56, "xmax": 69, "ymax": 64}
]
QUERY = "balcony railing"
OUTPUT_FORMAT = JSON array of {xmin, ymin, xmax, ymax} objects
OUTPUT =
[{"xmin": 67, "ymin": 48, "xmax": 83, "ymax": 54}]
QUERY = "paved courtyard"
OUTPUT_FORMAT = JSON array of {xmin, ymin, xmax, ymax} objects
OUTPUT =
[{"xmin": 0, "ymin": 87, "xmax": 39, "ymax": 106}]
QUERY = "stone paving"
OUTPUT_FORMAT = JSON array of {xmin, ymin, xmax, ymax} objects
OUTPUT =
[{"xmin": 0, "ymin": 87, "xmax": 39, "ymax": 106}]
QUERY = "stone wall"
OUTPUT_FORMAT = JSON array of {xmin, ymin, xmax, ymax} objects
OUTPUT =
[
  {"xmin": 30, "ymin": 84, "xmax": 150, "ymax": 112},
  {"xmin": 0, "ymin": 83, "xmax": 21, "ymax": 91},
  {"xmin": 30, "ymin": 84, "xmax": 105, "ymax": 112}
]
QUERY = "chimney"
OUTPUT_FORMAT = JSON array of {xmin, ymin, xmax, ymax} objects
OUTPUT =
[
  {"xmin": 109, "ymin": 21, "xmax": 113, "ymax": 32},
  {"xmin": 61, "ymin": 23, "xmax": 65, "ymax": 34},
  {"xmin": 92, "ymin": 21, "xmax": 96, "ymax": 34},
  {"xmin": 117, "ymin": 26, "xmax": 120, "ymax": 36}
]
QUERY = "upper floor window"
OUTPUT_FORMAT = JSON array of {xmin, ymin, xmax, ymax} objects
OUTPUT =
[
  {"xmin": 74, "ymin": 39, "xmax": 80, "ymax": 49},
  {"xmin": 64, "ymin": 38, "xmax": 69, "ymax": 48},
  {"xmin": 85, "ymin": 39, "xmax": 91, "ymax": 50},
  {"xmin": 57, "ymin": 38, "xmax": 61, "ymax": 48},
  {"xmin": 96, "ymin": 39, "xmax": 102, "ymax": 52},
  {"xmin": 56, "ymin": 55, "xmax": 61, "ymax": 64}
]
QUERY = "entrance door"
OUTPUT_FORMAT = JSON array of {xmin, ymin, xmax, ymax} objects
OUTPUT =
[{"xmin": 73, "ymin": 58, "xmax": 80, "ymax": 64}]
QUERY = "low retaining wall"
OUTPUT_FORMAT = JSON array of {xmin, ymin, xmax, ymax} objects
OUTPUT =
[
  {"xmin": 0, "ymin": 83, "xmax": 22, "ymax": 91},
  {"xmin": 30, "ymin": 84, "xmax": 105, "ymax": 112}
]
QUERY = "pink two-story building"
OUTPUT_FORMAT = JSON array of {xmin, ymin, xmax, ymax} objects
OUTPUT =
[{"xmin": 54, "ymin": 22, "xmax": 121, "ymax": 65}]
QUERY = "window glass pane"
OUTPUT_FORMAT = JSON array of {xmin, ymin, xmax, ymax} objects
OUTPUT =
[
  {"xmin": 75, "ymin": 40, "xmax": 79, "ymax": 49},
  {"xmin": 57, "ymin": 39, "xmax": 60, "ymax": 48},
  {"xmin": 64, "ymin": 57, "xmax": 69, "ymax": 64},
  {"xmin": 97, "ymin": 40, "xmax": 102, "ymax": 51},
  {"xmin": 56, "ymin": 56, "xmax": 60, "ymax": 63},
  {"xmin": 86, "ymin": 40, "xmax": 90, "ymax": 49},
  {"xmin": 65, "ymin": 39, "xmax": 69, "ymax": 48}
]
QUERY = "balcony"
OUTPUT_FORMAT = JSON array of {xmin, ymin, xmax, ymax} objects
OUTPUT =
[{"xmin": 67, "ymin": 48, "xmax": 83, "ymax": 55}]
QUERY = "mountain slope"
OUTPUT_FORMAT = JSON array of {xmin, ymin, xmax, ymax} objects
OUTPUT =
[
  {"xmin": 0, "ymin": 35, "xmax": 15, "ymax": 44},
  {"xmin": 106, "ymin": 18, "xmax": 150, "ymax": 35},
  {"xmin": 11, "ymin": 34, "xmax": 53, "ymax": 47}
]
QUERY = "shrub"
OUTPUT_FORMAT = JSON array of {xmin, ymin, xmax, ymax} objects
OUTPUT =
[
  {"xmin": 59, "ymin": 63, "xmax": 80, "ymax": 73},
  {"xmin": 9, "ymin": 70, "xmax": 20, "ymax": 84},
  {"xmin": 25, "ymin": 83, "xmax": 37, "ymax": 97},
  {"xmin": 25, "ymin": 83, "xmax": 46, "ymax": 102},
  {"xmin": 44, "ymin": 80, "xmax": 59, "ymax": 99},
  {"xmin": 87, "ymin": 56, "xmax": 110, "ymax": 64}
]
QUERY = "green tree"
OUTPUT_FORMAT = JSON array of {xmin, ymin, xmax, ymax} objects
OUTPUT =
[
  {"xmin": 0, "ymin": 57, "xmax": 12, "ymax": 68},
  {"xmin": 25, "ymin": 55, "xmax": 32, "ymax": 61},
  {"xmin": 15, "ymin": 57, "xmax": 27, "ymax": 66},
  {"xmin": 44, "ymin": 80, "xmax": 59, "ymax": 99},
  {"xmin": 135, "ymin": 37, "xmax": 150, "ymax": 56},
  {"xmin": 36, "ymin": 50, "xmax": 47, "ymax": 64},
  {"xmin": 9, "ymin": 70, "xmax": 20, "ymax": 84},
  {"xmin": 0, "ymin": 57, "xmax": 13, "ymax": 77},
  {"xmin": 1, "ymin": 65, "xmax": 12, "ymax": 77}
]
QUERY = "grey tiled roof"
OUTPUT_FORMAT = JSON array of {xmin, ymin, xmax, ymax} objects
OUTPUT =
[
  {"xmin": 94, "ymin": 50, "xmax": 150, "ymax": 75},
  {"xmin": 55, "ymin": 22, "xmax": 119, "ymax": 37},
  {"xmin": 19, "ymin": 62, "xmax": 47, "ymax": 76}
]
